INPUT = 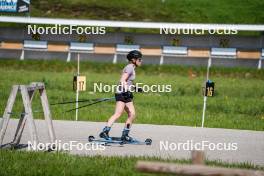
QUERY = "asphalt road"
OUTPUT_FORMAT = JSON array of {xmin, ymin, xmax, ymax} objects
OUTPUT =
[{"xmin": 2, "ymin": 119, "xmax": 264, "ymax": 166}]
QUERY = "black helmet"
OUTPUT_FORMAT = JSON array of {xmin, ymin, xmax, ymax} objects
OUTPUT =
[{"xmin": 127, "ymin": 50, "xmax": 142, "ymax": 61}]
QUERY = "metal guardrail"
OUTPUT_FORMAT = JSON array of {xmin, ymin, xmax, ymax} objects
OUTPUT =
[{"xmin": 1, "ymin": 16, "xmax": 264, "ymax": 31}]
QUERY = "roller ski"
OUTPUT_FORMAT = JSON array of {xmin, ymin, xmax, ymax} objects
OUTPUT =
[
  {"xmin": 88, "ymin": 135, "xmax": 152, "ymax": 145},
  {"xmin": 89, "ymin": 127, "xmax": 151, "ymax": 145}
]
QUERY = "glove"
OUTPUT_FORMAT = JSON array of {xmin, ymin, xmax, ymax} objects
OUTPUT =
[{"xmin": 136, "ymin": 87, "xmax": 143, "ymax": 93}]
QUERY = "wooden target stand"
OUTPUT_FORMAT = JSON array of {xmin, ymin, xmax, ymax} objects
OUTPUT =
[{"xmin": 0, "ymin": 82, "xmax": 56, "ymax": 149}]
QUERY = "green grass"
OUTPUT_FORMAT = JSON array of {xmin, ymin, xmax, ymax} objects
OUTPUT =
[
  {"xmin": 0, "ymin": 59, "xmax": 264, "ymax": 131},
  {"xmin": 28, "ymin": 0, "xmax": 264, "ymax": 24},
  {"xmin": 0, "ymin": 150, "xmax": 262, "ymax": 176},
  {"xmin": 1, "ymin": 0, "xmax": 264, "ymax": 35}
]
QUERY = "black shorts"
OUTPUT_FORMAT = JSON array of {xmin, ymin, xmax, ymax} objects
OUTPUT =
[{"xmin": 115, "ymin": 92, "xmax": 133, "ymax": 103}]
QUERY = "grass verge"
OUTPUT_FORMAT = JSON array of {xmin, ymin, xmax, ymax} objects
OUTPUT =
[{"xmin": 0, "ymin": 150, "xmax": 263, "ymax": 176}]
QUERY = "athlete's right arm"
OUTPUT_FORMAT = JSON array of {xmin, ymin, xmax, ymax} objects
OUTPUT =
[{"xmin": 120, "ymin": 72, "xmax": 129, "ymax": 91}]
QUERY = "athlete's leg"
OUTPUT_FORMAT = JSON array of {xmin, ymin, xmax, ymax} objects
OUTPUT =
[
  {"xmin": 100, "ymin": 101, "xmax": 125, "ymax": 139},
  {"xmin": 107, "ymin": 101, "xmax": 126, "ymax": 127},
  {"xmin": 124, "ymin": 102, "xmax": 136, "ymax": 127},
  {"xmin": 121, "ymin": 102, "xmax": 136, "ymax": 141}
]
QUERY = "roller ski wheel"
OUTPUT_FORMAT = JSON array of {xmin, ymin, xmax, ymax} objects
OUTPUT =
[
  {"xmin": 88, "ymin": 135, "xmax": 95, "ymax": 142},
  {"xmin": 145, "ymin": 138, "xmax": 152, "ymax": 145}
]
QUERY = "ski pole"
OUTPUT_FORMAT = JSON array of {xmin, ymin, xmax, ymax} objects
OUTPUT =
[{"xmin": 65, "ymin": 97, "xmax": 115, "ymax": 112}]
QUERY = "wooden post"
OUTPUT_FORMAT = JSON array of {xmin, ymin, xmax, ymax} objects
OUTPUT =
[
  {"xmin": 191, "ymin": 150, "xmax": 205, "ymax": 165},
  {"xmin": 0, "ymin": 85, "xmax": 19, "ymax": 146},
  {"xmin": 136, "ymin": 151, "xmax": 264, "ymax": 176},
  {"xmin": 136, "ymin": 161, "xmax": 264, "ymax": 176}
]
